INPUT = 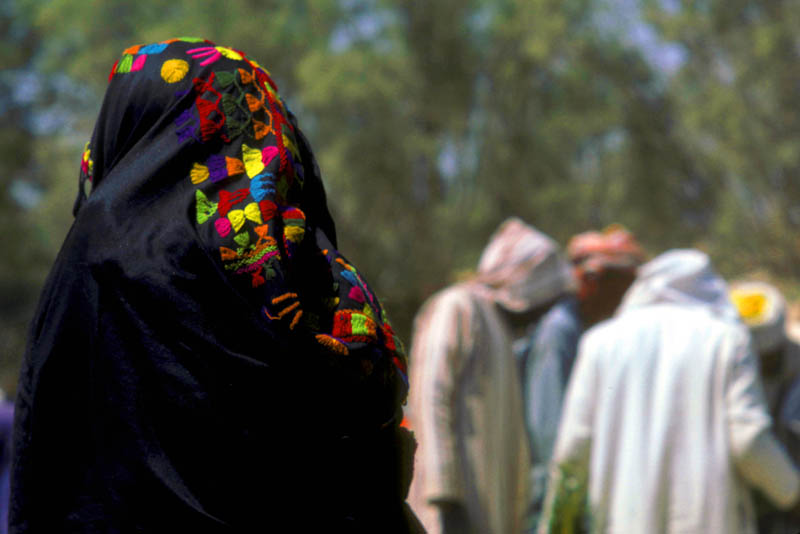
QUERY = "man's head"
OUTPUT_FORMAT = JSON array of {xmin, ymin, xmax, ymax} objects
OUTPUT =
[
  {"xmin": 730, "ymin": 280, "xmax": 787, "ymax": 376},
  {"xmin": 617, "ymin": 249, "xmax": 739, "ymax": 322},
  {"xmin": 567, "ymin": 225, "xmax": 645, "ymax": 325},
  {"xmin": 475, "ymin": 217, "xmax": 575, "ymax": 320}
]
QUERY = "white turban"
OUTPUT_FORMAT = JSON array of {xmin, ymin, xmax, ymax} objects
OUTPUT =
[{"xmin": 618, "ymin": 249, "xmax": 738, "ymax": 321}]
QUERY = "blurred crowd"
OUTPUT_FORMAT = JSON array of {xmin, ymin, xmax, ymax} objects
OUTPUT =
[{"xmin": 406, "ymin": 218, "xmax": 800, "ymax": 534}]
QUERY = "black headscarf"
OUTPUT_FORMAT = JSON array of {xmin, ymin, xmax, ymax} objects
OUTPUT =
[{"xmin": 12, "ymin": 38, "xmax": 418, "ymax": 533}]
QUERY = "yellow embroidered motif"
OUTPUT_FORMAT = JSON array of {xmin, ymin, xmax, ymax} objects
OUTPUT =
[
  {"xmin": 190, "ymin": 162, "xmax": 209, "ymax": 184},
  {"xmin": 244, "ymin": 203, "xmax": 263, "ymax": 225},
  {"xmin": 161, "ymin": 59, "xmax": 190, "ymax": 83},
  {"xmin": 242, "ymin": 144, "xmax": 264, "ymax": 178},
  {"xmin": 284, "ymin": 226, "xmax": 305, "ymax": 243},
  {"xmin": 216, "ymin": 46, "xmax": 243, "ymax": 61},
  {"xmin": 228, "ymin": 209, "xmax": 246, "ymax": 232}
]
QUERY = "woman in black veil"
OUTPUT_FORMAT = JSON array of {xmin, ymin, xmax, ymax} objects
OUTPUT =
[{"xmin": 11, "ymin": 38, "xmax": 421, "ymax": 533}]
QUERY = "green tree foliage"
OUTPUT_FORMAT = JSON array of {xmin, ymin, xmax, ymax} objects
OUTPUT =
[
  {"xmin": 0, "ymin": 1, "xmax": 48, "ymax": 392},
  {"xmin": 2, "ymin": 0, "xmax": 798, "ymax": 390},
  {"xmin": 645, "ymin": 0, "xmax": 800, "ymax": 284}
]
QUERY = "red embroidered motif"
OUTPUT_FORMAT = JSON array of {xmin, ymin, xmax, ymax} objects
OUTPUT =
[
  {"xmin": 193, "ymin": 73, "xmax": 227, "ymax": 142},
  {"xmin": 259, "ymin": 199, "xmax": 278, "ymax": 222},
  {"xmin": 218, "ymin": 189, "xmax": 249, "ymax": 217}
]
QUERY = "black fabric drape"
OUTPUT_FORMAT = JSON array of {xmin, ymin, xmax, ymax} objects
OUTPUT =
[{"xmin": 12, "ymin": 38, "xmax": 417, "ymax": 533}]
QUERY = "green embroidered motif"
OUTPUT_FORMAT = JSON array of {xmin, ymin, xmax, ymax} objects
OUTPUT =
[
  {"xmin": 195, "ymin": 190, "xmax": 217, "ymax": 224},
  {"xmin": 215, "ymin": 71, "xmax": 236, "ymax": 88},
  {"xmin": 233, "ymin": 232, "xmax": 250, "ymax": 247},
  {"xmin": 116, "ymin": 54, "xmax": 134, "ymax": 74}
]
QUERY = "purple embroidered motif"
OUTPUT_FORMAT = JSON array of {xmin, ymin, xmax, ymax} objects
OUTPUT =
[
  {"xmin": 207, "ymin": 154, "xmax": 228, "ymax": 183},
  {"xmin": 175, "ymin": 109, "xmax": 200, "ymax": 143},
  {"xmin": 176, "ymin": 124, "xmax": 200, "ymax": 143},
  {"xmin": 175, "ymin": 109, "xmax": 194, "ymax": 126}
]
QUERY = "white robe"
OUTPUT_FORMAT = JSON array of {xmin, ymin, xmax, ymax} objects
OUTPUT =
[
  {"xmin": 541, "ymin": 303, "xmax": 800, "ymax": 534},
  {"xmin": 407, "ymin": 284, "xmax": 530, "ymax": 534}
]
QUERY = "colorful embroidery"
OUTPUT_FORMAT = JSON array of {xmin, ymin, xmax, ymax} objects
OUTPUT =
[
  {"xmin": 81, "ymin": 142, "xmax": 94, "ymax": 180},
  {"xmin": 227, "ymin": 156, "xmax": 245, "ymax": 176},
  {"xmin": 195, "ymin": 190, "xmax": 217, "ymax": 224},
  {"xmin": 140, "ymin": 43, "xmax": 169, "ymax": 55},
  {"xmin": 282, "ymin": 207, "xmax": 306, "ymax": 244},
  {"xmin": 348, "ymin": 286, "xmax": 366, "ymax": 303},
  {"xmin": 190, "ymin": 162, "xmax": 209, "ymax": 184},
  {"xmin": 205, "ymin": 155, "xmax": 225, "ymax": 182},
  {"xmin": 187, "ymin": 45, "xmax": 244, "ymax": 66},
  {"xmin": 361, "ymin": 303, "xmax": 376, "ymax": 321},
  {"xmin": 316, "ymin": 334, "xmax": 349, "ymax": 356},
  {"xmin": 227, "ymin": 209, "xmax": 246, "ymax": 232},
  {"xmin": 175, "ymin": 109, "xmax": 200, "ymax": 143},
  {"xmin": 123, "ymin": 44, "xmax": 143, "ymax": 55},
  {"xmin": 259, "ymin": 199, "xmax": 278, "ymax": 221},
  {"xmin": 332, "ymin": 310, "xmax": 378, "ymax": 343},
  {"xmin": 244, "ymin": 202, "xmax": 262, "ymax": 225},
  {"xmin": 218, "ymin": 189, "xmax": 249, "ymax": 216},
  {"xmin": 265, "ymin": 292, "xmax": 303, "ymax": 329},
  {"xmin": 262, "ymin": 146, "xmax": 279, "ymax": 167},
  {"xmin": 193, "ymin": 73, "xmax": 227, "ymax": 142},
  {"xmin": 100, "ymin": 38, "xmax": 409, "ymax": 386},
  {"xmin": 220, "ymin": 225, "xmax": 281, "ymax": 287},
  {"xmin": 242, "ymin": 144, "xmax": 265, "ymax": 177},
  {"xmin": 233, "ymin": 232, "xmax": 250, "ymax": 247},
  {"xmin": 110, "ymin": 42, "xmax": 169, "ymax": 79},
  {"xmin": 115, "ymin": 54, "xmax": 135, "ymax": 74},
  {"xmin": 251, "ymin": 173, "xmax": 276, "ymax": 202},
  {"xmin": 215, "ymin": 217, "xmax": 232, "ymax": 237},
  {"xmin": 336, "ymin": 257, "xmax": 376, "ymax": 307}
]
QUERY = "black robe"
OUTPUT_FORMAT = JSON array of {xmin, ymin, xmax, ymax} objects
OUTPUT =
[{"xmin": 11, "ymin": 38, "xmax": 419, "ymax": 533}]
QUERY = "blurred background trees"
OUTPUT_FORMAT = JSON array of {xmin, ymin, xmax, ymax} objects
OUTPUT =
[{"xmin": 1, "ymin": 0, "xmax": 798, "ymax": 393}]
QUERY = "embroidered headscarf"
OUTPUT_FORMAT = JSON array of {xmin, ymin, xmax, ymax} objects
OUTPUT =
[
  {"xmin": 474, "ymin": 217, "xmax": 575, "ymax": 313},
  {"xmin": 78, "ymin": 38, "xmax": 406, "ymax": 382},
  {"xmin": 13, "ymin": 38, "xmax": 415, "ymax": 532}
]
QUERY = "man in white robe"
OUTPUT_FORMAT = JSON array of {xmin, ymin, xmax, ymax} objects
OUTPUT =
[
  {"xmin": 408, "ymin": 218, "xmax": 575, "ymax": 534},
  {"xmin": 540, "ymin": 249, "xmax": 800, "ymax": 534}
]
